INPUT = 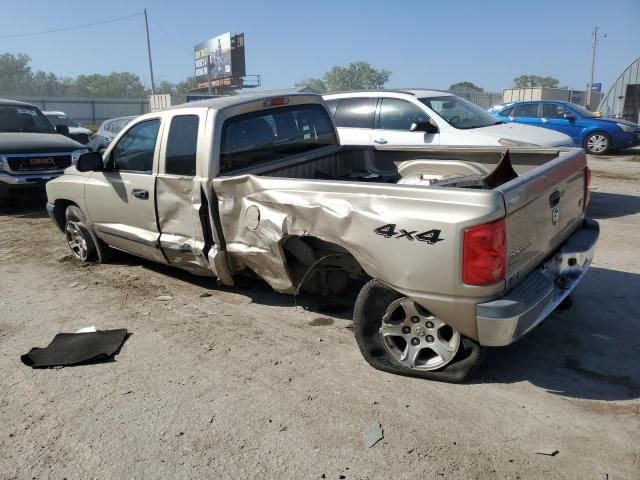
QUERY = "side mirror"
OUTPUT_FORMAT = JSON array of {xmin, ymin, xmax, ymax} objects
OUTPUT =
[
  {"xmin": 410, "ymin": 121, "xmax": 439, "ymax": 134},
  {"xmin": 55, "ymin": 124, "xmax": 70, "ymax": 136},
  {"xmin": 76, "ymin": 152, "xmax": 104, "ymax": 172},
  {"xmin": 563, "ymin": 113, "xmax": 576, "ymax": 121}
]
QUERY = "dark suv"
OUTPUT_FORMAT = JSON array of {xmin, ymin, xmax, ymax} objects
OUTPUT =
[{"xmin": 0, "ymin": 99, "xmax": 87, "ymax": 199}]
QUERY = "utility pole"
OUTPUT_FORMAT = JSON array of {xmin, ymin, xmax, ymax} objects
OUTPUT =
[
  {"xmin": 144, "ymin": 9, "xmax": 156, "ymax": 95},
  {"xmin": 586, "ymin": 26, "xmax": 598, "ymax": 109}
]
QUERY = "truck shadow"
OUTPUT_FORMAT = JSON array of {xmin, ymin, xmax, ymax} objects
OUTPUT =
[
  {"xmin": 587, "ymin": 191, "xmax": 640, "ymax": 219},
  {"xmin": 110, "ymin": 251, "xmax": 356, "ymax": 319},
  {"xmin": 0, "ymin": 196, "xmax": 48, "ymax": 219},
  {"xmin": 471, "ymin": 267, "xmax": 640, "ymax": 401}
]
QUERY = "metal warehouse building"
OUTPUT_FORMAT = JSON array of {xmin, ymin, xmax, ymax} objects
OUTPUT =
[{"xmin": 598, "ymin": 56, "xmax": 640, "ymax": 122}]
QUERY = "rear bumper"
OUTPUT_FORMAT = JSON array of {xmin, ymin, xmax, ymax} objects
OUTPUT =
[{"xmin": 476, "ymin": 218, "xmax": 599, "ymax": 346}]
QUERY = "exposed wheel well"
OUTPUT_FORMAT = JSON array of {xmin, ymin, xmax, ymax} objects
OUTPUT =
[
  {"xmin": 282, "ymin": 236, "xmax": 370, "ymax": 296},
  {"xmin": 51, "ymin": 199, "xmax": 78, "ymax": 232}
]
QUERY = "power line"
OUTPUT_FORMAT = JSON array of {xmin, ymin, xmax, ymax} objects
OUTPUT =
[
  {"xmin": 0, "ymin": 12, "xmax": 142, "ymax": 39},
  {"xmin": 148, "ymin": 15, "xmax": 192, "ymax": 53}
]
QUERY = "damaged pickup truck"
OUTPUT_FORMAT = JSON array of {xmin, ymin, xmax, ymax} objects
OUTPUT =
[{"xmin": 46, "ymin": 93, "xmax": 599, "ymax": 382}]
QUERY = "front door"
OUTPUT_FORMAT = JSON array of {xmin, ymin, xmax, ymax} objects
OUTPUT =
[
  {"xmin": 85, "ymin": 118, "xmax": 167, "ymax": 263},
  {"xmin": 540, "ymin": 103, "xmax": 582, "ymax": 143},
  {"xmin": 372, "ymin": 98, "xmax": 439, "ymax": 146}
]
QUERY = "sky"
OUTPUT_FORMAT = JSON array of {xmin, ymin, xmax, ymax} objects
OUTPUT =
[{"xmin": 1, "ymin": 0, "xmax": 639, "ymax": 93}]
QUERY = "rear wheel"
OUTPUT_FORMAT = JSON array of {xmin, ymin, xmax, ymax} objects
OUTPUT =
[
  {"xmin": 353, "ymin": 279, "xmax": 482, "ymax": 382},
  {"xmin": 584, "ymin": 132, "xmax": 611, "ymax": 155}
]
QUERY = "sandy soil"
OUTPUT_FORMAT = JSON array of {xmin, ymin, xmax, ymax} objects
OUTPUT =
[{"xmin": 0, "ymin": 153, "xmax": 638, "ymax": 479}]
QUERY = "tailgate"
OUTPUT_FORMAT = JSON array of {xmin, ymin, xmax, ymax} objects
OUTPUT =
[{"xmin": 497, "ymin": 149, "xmax": 588, "ymax": 289}]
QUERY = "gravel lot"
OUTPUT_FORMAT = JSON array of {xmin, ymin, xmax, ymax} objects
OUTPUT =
[{"xmin": 1, "ymin": 151, "xmax": 639, "ymax": 479}]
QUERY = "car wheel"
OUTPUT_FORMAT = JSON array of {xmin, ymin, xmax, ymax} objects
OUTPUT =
[
  {"xmin": 353, "ymin": 279, "xmax": 482, "ymax": 382},
  {"xmin": 584, "ymin": 132, "xmax": 611, "ymax": 155},
  {"xmin": 65, "ymin": 206, "xmax": 97, "ymax": 262}
]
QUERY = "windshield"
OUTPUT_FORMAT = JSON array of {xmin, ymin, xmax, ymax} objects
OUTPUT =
[
  {"xmin": 45, "ymin": 114, "xmax": 81, "ymax": 127},
  {"xmin": 566, "ymin": 103, "xmax": 597, "ymax": 118},
  {"xmin": 419, "ymin": 95, "xmax": 500, "ymax": 129},
  {"xmin": 0, "ymin": 105, "xmax": 55, "ymax": 134},
  {"xmin": 220, "ymin": 104, "xmax": 337, "ymax": 173}
]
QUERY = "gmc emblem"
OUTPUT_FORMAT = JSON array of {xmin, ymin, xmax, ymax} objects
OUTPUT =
[{"xmin": 29, "ymin": 157, "xmax": 54, "ymax": 166}]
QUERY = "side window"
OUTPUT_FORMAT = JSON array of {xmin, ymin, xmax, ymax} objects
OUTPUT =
[
  {"xmin": 165, "ymin": 115, "xmax": 199, "ymax": 176},
  {"xmin": 513, "ymin": 104, "xmax": 540, "ymax": 118},
  {"xmin": 111, "ymin": 119, "xmax": 160, "ymax": 173},
  {"xmin": 377, "ymin": 99, "xmax": 430, "ymax": 131},
  {"xmin": 334, "ymin": 98, "xmax": 377, "ymax": 129},
  {"xmin": 102, "ymin": 121, "xmax": 112, "ymax": 133},
  {"xmin": 542, "ymin": 104, "xmax": 569, "ymax": 119},
  {"xmin": 500, "ymin": 106, "xmax": 514, "ymax": 117},
  {"xmin": 324, "ymin": 99, "xmax": 340, "ymax": 116}
]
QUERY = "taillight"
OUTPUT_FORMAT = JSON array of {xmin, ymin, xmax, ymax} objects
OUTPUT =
[
  {"xmin": 583, "ymin": 167, "xmax": 591, "ymax": 211},
  {"xmin": 463, "ymin": 218, "xmax": 506, "ymax": 286}
]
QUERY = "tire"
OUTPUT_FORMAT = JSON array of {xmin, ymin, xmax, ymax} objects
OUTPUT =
[
  {"xmin": 64, "ymin": 206, "xmax": 113, "ymax": 263},
  {"xmin": 353, "ymin": 279, "xmax": 482, "ymax": 383},
  {"xmin": 584, "ymin": 132, "xmax": 611, "ymax": 155}
]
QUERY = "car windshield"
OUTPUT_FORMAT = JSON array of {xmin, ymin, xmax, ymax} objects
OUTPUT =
[
  {"xmin": 565, "ymin": 104, "xmax": 597, "ymax": 118},
  {"xmin": 45, "ymin": 114, "xmax": 81, "ymax": 127},
  {"xmin": 0, "ymin": 105, "xmax": 55, "ymax": 133},
  {"xmin": 419, "ymin": 95, "xmax": 500, "ymax": 129}
]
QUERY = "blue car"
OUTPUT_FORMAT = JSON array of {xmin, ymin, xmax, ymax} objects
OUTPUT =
[{"xmin": 492, "ymin": 101, "xmax": 640, "ymax": 155}]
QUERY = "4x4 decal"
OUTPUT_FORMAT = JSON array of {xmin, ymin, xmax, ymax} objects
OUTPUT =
[{"xmin": 374, "ymin": 224, "xmax": 444, "ymax": 244}]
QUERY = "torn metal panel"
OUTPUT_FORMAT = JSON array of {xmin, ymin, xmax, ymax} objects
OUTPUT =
[{"xmin": 156, "ymin": 175, "xmax": 212, "ymax": 274}]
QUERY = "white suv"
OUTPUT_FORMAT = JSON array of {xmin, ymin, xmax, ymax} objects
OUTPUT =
[{"xmin": 323, "ymin": 90, "xmax": 572, "ymax": 148}]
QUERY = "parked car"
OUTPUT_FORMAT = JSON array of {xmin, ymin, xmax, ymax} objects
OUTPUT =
[
  {"xmin": 46, "ymin": 93, "xmax": 598, "ymax": 382},
  {"xmin": 43, "ymin": 111, "xmax": 93, "ymax": 146},
  {"xmin": 491, "ymin": 101, "xmax": 640, "ymax": 154},
  {"xmin": 323, "ymin": 90, "xmax": 573, "ymax": 148},
  {"xmin": 0, "ymin": 99, "xmax": 87, "ymax": 199},
  {"xmin": 89, "ymin": 115, "xmax": 137, "ymax": 153}
]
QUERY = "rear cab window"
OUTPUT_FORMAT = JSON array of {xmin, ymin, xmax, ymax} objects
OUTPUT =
[
  {"xmin": 165, "ymin": 115, "xmax": 199, "ymax": 176},
  {"xmin": 220, "ymin": 104, "xmax": 337, "ymax": 173},
  {"xmin": 333, "ymin": 98, "xmax": 377, "ymax": 129}
]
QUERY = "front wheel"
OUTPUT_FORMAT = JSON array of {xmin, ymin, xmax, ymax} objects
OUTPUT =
[
  {"xmin": 353, "ymin": 279, "xmax": 482, "ymax": 382},
  {"xmin": 584, "ymin": 132, "xmax": 611, "ymax": 155},
  {"xmin": 65, "ymin": 206, "xmax": 98, "ymax": 262}
]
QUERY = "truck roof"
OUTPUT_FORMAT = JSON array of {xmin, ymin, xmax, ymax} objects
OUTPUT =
[
  {"xmin": 167, "ymin": 92, "xmax": 323, "ymax": 112},
  {"xmin": 324, "ymin": 89, "xmax": 454, "ymax": 99},
  {"xmin": 0, "ymin": 98, "xmax": 38, "ymax": 108}
]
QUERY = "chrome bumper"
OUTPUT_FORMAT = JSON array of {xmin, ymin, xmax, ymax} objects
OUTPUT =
[
  {"xmin": 476, "ymin": 219, "xmax": 599, "ymax": 347},
  {"xmin": 0, "ymin": 171, "xmax": 62, "ymax": 186}
]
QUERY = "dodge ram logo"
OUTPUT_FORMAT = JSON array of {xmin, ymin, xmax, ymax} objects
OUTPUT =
[{"xmin": 551, "ymin": 207, "xmax": 560, "ymax": 226}]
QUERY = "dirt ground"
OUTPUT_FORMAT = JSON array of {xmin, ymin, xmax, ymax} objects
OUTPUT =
[{"xmin": 1, "ymin": 151, "xmax": 639, "ymax": 480}]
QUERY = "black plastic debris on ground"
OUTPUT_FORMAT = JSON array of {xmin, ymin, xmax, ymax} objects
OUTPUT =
[{"xmin": 21, "ymin": 329, "xmax": 129, "ymax": 368}]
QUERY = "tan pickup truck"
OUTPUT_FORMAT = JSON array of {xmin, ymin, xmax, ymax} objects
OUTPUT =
[{"xmin": 46, "ymin": 93, "xmax": 598, "ymax": 382}]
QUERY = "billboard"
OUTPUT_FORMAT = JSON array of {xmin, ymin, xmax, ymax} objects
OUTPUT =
[{"xmin": 194, "ymin": 32, "xmax": 232, "ymax": 82}]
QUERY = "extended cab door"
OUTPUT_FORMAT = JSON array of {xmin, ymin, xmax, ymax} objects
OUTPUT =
[
  {"xmin": 332, "ymin": 98, "xmax": 377, "ymax": 145},
  {"xmin": 155, "ymin": 113, "xmax": 210, "ymax": 272},
  {"xmin": 372, "ymin": 98, "xmax": 439, "ymax": 146},
  {"xmin": 84, "ymin": 118, "xmax": 167, "ymax": 263}
]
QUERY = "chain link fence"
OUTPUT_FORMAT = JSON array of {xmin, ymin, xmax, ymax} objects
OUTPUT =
[{"xmin": 447, "ymin": 90, "xmax": 503, "ymax": 109}]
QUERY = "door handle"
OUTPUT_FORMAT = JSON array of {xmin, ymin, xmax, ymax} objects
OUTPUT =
[
  {"xmin": 131, "ymin": 188, "xmax": 149, "ymax": 200},
  {"xmin": 374, "ymin": 138, "xmax": 388, "ymax": 145},
  {"xmin": 549, "ymin": 190, "xmax": 561, "ymax": 207}
]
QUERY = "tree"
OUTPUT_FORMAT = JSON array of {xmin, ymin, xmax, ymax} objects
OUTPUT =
[
  {"xmin": 0, "ymin": 53, "xmax": 33, "ymax": 95},
  {"xmin": 69, "ymin": 72, "xmax": 146, "ymax": 98},
  {"xmin": 296, "ymin": 61, "xmax": 391, "ymax": 94},
  {"xmin": 448, "ymin": 81, "xmax": 483, "ymax": 92},
  {"xmin": 295, "ymin": 78, "xmax": 327, "ymax": 94},
  {"xmin": 513, "ymin": 75, "xmax": 560, "ymax": 88},
  {"xmin": 323, "ymin": 61, "xmax": 391, "ymax": 92}
]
